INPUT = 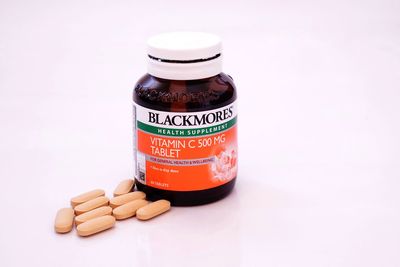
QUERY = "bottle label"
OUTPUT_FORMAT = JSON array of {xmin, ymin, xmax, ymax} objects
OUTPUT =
[{"xmin": 133, "ymin": 101, "xmax": 238, "ymax": 191}]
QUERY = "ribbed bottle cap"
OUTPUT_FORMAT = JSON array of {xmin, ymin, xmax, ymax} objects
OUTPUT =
[{"xmin": 147, "ymin": 32, "xmax": 222, "ymax": 80}]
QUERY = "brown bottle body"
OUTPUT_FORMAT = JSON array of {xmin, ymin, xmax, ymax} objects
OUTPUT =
[{"xmin": 133, "ymin": 73, "xmax": 237, "ymax": 206}]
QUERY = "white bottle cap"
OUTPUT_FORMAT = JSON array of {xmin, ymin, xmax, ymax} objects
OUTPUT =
[{"xmin": 147, "ymin": 32, "xmax": 222, "ymax": 80}]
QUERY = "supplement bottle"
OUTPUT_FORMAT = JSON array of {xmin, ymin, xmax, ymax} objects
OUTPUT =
[{"xmin": 133, "ymin": 32, "xmax": 237, "ymax": 206}]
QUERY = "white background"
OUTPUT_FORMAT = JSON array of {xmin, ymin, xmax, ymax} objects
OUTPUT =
[{"xmin": 1, "ymin": 0, "xmax": 400, "ymax": 266}]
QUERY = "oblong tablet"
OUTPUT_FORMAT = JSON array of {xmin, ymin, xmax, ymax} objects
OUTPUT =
[
  {"xmin": 77, "ymin": 215, "xmax": 115, "ymax": 237},
  {"xmin": 54, "ymin": 208, "xmax": 75, "ymax": 233},
  {"xmin": 113, "ymin": 179, "xmax": 135, "ymax": 196},
  {"xmin": 109, "ymin": 191, "xmax": 146, "ymax": 208},
  {"xmin": 136, "ymin": 200, "xmax": 171, "ymax": 221},
  {"xmin": 75, "ymin": 206, "xmax": 113, "ymax": 225},
  {"xmin": 112, "ymin": 199, "xmax": 149, "ymax": 220},
  {"xmin": 70, "ymin": 189, "xmax": 105, "ymax": 208},
  {"xmin": 74, "ymin": 196, "xmax": 109, "ymax": 215}
]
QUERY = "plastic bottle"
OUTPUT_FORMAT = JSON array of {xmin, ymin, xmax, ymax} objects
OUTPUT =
[{"xmin": 133, "ymin": 32, "xmax": 238, "ymax": 206}]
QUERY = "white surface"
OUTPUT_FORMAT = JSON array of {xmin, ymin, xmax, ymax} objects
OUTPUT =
[{"xmin": 1, "ymin": 0, "xmax": 400, "ymax": 266}]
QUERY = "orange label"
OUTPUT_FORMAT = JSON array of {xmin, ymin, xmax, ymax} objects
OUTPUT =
[{"xmin": 133, "ymin": 102, "xmax": 237, "ymax": 191}]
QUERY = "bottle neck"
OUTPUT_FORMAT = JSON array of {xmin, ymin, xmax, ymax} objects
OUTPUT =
[{"xmin": 147, "ymin": 56, "xmax": 222, "ymax": 80}]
